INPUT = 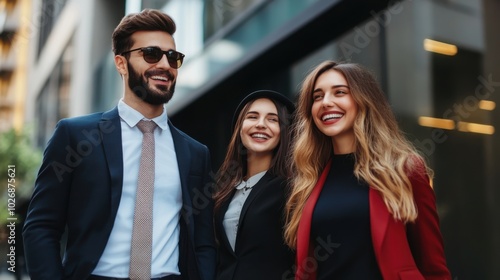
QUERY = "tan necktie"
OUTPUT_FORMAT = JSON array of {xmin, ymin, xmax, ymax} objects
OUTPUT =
[{"xmin": 129, "ymin": 120, "xmax": 157, "ymax": 279}]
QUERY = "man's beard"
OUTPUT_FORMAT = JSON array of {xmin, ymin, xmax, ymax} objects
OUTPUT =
[{"xmin": 127, "ymin": 63, "xmax": 176, "ymax": 105}]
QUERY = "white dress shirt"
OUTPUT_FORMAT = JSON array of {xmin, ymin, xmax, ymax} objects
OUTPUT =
[
  {"xmin": 92, "ymin": 100, "xmax": 182, "ymax": 277},
  {"xmin": 223, "ymin": 171, "xmax": 267, "ymax": 251}
]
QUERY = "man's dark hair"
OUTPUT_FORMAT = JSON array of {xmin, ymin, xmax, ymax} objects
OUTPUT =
[{"xmin": 112, "ymin": 9, "xmax": 176, "ymax": 56}]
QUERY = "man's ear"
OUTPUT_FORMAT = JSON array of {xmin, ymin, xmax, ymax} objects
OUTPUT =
[{"xmin": 114, "ymin": 55, "xmax": 127, "ymax": 76}]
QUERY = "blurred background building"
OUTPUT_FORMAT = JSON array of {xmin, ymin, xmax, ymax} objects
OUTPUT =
[
  {"xmin": 1, "ymin": 0, "xmax": 499, "ymax": 278},
  {"xmin": 0, "ymin": 0, "xmax": 31, "ymax": 132}
]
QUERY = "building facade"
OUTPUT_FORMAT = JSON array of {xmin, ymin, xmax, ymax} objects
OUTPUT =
[
  {"xmin": 0, "ymin": 0, "xmax": 31, "ymax": 132},
  {"xmin": 24, "ymin": 0, "xmax": 500, "ymax": 278}
]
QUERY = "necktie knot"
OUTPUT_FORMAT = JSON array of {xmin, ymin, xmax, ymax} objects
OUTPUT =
[{"xmin": 137, "ymin": 120, "xmax": 157, "ymax": 134}]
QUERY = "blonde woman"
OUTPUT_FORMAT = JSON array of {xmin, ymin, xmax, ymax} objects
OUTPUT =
[{"xmin": 285, "ymin": 61, "xmax": 451, "ymax": 280}]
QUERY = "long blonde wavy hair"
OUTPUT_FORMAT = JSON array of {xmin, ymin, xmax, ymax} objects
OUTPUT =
[{"xmin": 284, "ymin": 61, "xmax": 431, "ymax": 248}]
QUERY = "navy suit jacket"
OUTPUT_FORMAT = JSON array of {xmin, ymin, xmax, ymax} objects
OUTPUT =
[
  {"xmin": 214, "ymin": 173, "xmax": 295, "ymax": 280},
  {"xmin": 23, "ymin": 107, "xmax": 216, "ymax": 280}
]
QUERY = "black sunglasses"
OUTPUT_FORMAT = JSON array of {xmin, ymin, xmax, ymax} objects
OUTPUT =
[{"xmin": 121, "ymin": 46, "xmax": 185, "ymax": 69}]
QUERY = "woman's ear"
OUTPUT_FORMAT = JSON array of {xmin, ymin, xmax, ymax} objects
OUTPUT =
[{"xmin": 114, "ymin": 55, "xmax": 127, "ymax": 76}]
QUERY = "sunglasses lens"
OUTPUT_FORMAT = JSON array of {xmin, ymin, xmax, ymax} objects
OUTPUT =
[
  {"xmin": 166, "ymin": 51, "xmax": 183, "ymax": 69},
  {"xmin": 139, "ymin": 47, "xmax": 184, "ymax": 68},
  {"xmin": 142, "ymin": 47, "xmax": 163, "ymax": 63}
]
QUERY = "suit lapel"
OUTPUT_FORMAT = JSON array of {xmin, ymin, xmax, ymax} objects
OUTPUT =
[
  {"xmin": 215, "ymin": 173, "xmax": 273, "ymax": 255},
  {"xmin": 294, "ymin": 158, "xmax": 393, "ymax": 280},
  {"xmin": 369, "ymin": 187, "xmax": 390, "ymax": 264},
  {"xmin": 169, "ymin": 121, "xmax": 190, "ymax": 184},
  {"xmin": 296, "ymin": 159, "xmax": 331, "ymax": 280},
  {"xmin": 168, "ymin": 122, "xmax": 195, "ymax": 236},
  {"xmin": 294, "ymin": 161, "xmax": 392, "ymax": 258},
  {"xmin": 100, "ymin": 107, "xmax": 123, "ymax": 220},
  {"xmin": 230, "ymin": 172, "xmax": 273, "ymax": 253},
  {"xmin": 217, "ymin": 192, "xmax": 237, "ymax": 256},
  {"xmin": 237, "ymin": 172, "xmax": 272, "ymax": 230}
]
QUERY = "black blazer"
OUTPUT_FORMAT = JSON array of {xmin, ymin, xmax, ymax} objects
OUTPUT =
[
  {"xmin": 214, "ymin": 173, "xmax": 294, "ymax": 280},
  {"xmin": 23, "ymin": 107, "xmax": 216, "ymax": 280}
]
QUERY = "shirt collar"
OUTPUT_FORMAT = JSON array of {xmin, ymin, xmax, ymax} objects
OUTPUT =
[
  {"xmin": 235, "ymin": 171, "xmax": 267, "ymax": 190},
  {"xmin": 118, "ymin": 99, "xmax": 169, "ymax": 130}
]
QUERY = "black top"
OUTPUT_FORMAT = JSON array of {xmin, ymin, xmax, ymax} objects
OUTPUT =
[{"xmin": 311, "ymin": 154, "xmax": 382, "ymax": 279}]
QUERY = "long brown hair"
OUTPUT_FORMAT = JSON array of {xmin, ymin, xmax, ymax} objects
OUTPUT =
[
  {"xmin": 213, "ymin": 98, "xmax": 294, "ymax": 213},
  {"xmin": 284, "ymin": 61, "xmax": 431, "ymax": 248}
]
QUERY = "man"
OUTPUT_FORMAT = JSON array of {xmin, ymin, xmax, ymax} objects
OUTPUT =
[{"xmin": 23, "ymin": 9, "xmax": 216, "ymax": 280}]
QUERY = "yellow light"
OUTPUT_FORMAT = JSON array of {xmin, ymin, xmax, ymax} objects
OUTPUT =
[
  {"xmin": 418, "ymin": 117, "xmax": 455, "ymax": 130},
  {"xmin": 424, "ymin": 39, "xmax": 458, "ymax": 56},
  {"xmin": 457, "ymin": 122, "xmax": 495, "ymax": 135},
  {"xmin": 479, "ymin": 100, "xmax": 496, "ymax": 111}
]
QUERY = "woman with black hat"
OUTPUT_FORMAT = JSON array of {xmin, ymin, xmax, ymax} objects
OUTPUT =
[{"xmin": 213, "ymin": 90, "xmax": 295, "ymax": 280}]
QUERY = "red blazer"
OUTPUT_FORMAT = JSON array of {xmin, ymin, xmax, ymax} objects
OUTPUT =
[{"xmin": 296, "ymin": 159, "xmax": 451, "ymax": 280}]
